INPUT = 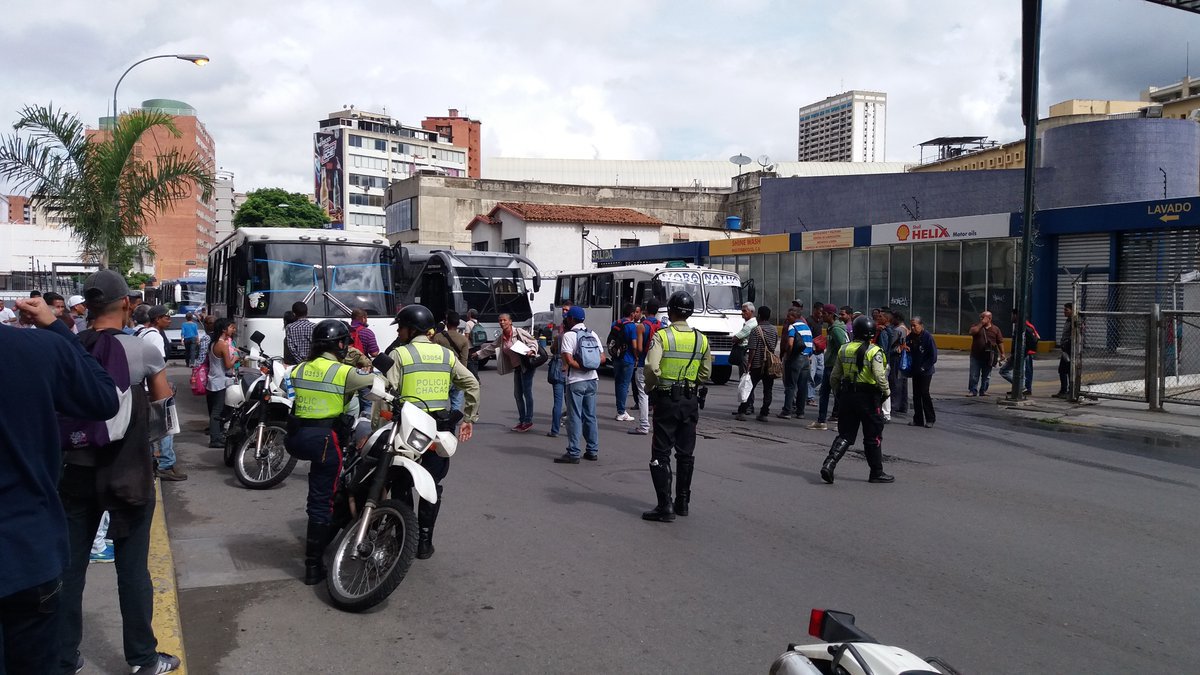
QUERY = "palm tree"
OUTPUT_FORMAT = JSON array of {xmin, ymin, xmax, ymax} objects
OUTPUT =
[{"xmin": 0, "ymin": 103, "xmax": 215, "ymax": 269}]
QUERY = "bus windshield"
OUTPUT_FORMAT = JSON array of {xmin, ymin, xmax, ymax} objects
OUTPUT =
[
  {"xmin": 653, "ymin": 270, "xmax": 742, "ymax": 313},
  {"xmin": 459, "ymin": 267, "xmax": 531, "ymax": 322},
  {"xmin": 245, "ymin": 242, "xmax": 393, "ymax": 318}
]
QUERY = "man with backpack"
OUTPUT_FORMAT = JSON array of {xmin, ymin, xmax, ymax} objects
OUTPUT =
[
  {"xmin": 57, "ymin": 269, "xmax": 183, "ymax": 674},
  {"xmin": 136, "ymin": 306, "xmax": 185, "ymax": 482},
  {"xmin": 554, "ymin": 306, "xmax": 606, "ymax": 463},
  {"xmin": 349, "ymin": 308, "xmax": 380, "ymax": 358},
  {"xmin": 628, "ymin": 298, "xmax": 661, "ymax": 436},
  {"xmin": 608, "ymin": 303, "xmax": 637, "ymax": 422},
  {"xmin": 1, "ymin": 295, "xmax": 119, "ymax": 675},
  {"xmin": 1000, "ymin": 308, "xmax": 1040, "ymax": 396}
]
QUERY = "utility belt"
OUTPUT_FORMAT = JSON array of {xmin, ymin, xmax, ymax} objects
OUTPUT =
[
  {"xmin": 653, "ymin": 382, "xmax": 709, "ymax": 408},
  {"xmin": 839, "ymin": 382, "xmax": 882, "ymax": 394},
  {"xmin": 288, "ymin": 414, "xmax": 354, "ymax": 431}
]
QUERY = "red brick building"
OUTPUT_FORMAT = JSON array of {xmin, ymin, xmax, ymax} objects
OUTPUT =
[{"xmin": 422, "ymin": 109, "xmax": 482, "ymax": 178}]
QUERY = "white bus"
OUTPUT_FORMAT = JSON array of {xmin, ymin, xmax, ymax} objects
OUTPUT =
[
  {"xmin": 553, "ymin": 262, "xmax": 745, "ymax": 384},
  {"xmin": 207, "ymin": 227, "xmax": 399, "ymax": 358}
]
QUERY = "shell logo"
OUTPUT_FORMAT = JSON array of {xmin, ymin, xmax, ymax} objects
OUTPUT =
[{"xmin": 896, "ymin": 224, "xmax": 911, "ymax": 241}]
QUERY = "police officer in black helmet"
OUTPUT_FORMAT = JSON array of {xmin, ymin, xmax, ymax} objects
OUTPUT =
[
  {"xmin": 285, "ymin": 319, "xmax": 377, "ymax": 584},
  {"xmin": 820, "ymin": 314, "xmax": 895, "ymax": 484},
  {"xmin": 641, "ymin": 291, "xmax": 712, "ymax": 522}
]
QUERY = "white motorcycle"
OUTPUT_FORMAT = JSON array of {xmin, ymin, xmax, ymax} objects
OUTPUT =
[
  {"xmin": 770, "ymin": 609, "xmax": 962, "ymax": 675},
  {"xmin": 324, "ymin": 353, "xmax": 460, "ymax": 612},
  {"xmin": 223, "ymin": 331, "xmax": 297, "ymax": 489}
]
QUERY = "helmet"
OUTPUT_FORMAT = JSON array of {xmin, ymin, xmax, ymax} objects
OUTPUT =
[
  {"xmin": 851, "ymin": 315, "xmax": 876, "ymax": 341},
  {"xmin": 667, "ymin": 291, "xmax": 694, "ymax": 319},
  {"xmin": 392, "ymin": 304, "xmax": 436, "ymax": 334},
  {"xmin": 311, "ymin": 319, "xmax": 351, "ymax": 358}
]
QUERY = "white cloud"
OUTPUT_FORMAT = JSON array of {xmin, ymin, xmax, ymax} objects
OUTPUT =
[{"xmin": 1, "ymin": 0, "xmax": 1196, "ymax": 195}]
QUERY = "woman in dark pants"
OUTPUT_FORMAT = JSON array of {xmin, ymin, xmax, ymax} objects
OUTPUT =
[
  {"xmin": 905, "ymin": 316, "xmax": 938, "ymax": 428},
  {"xmin": 205, "ymin": 318, "xmax": 239, "ymax": 447}
]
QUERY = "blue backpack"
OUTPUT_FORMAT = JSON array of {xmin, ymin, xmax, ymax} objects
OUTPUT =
[{"xmin": 573, "ymin": 327, "xmax": 603, "ymax": 370}]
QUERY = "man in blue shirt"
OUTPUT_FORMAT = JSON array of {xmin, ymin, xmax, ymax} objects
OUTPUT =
[
  {"xmin": 610, "ymin": 304, "xmax": 637, "ymax": 422},
  {"xmin": 625, "ymin": 300, "xmax": 659, "ymax": 435},
  {"xmin": 779, "ymin": 306, "xmax": 814, "ymax": 419},
  {"xmin": 181, "ymin": 312, "xmax": 199, "ymax": 366},
  {"xmin": 0, "ymin": 297, "xmax": 118, "ymax": 675}
]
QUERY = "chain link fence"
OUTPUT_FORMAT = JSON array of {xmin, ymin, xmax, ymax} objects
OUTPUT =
[{"xmin": 1071, "ymin": 281, "xmax": 1200, "ymax": 409}]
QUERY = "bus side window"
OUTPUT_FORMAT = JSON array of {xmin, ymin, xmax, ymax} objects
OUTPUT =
[
  {"xmin": 592, "ymin": 273, "xmax": 614, "ymax": 307},
  {"xmin": 572, "ymin": 276, "xmax": 589, "ymax": 306},
  {"xmin": 556, "ymin": 277, "xmax": 570, "ymax": 306},
  {"xmin": 636, "ymin": 281, "xmax": 654, "ymax": 307}
]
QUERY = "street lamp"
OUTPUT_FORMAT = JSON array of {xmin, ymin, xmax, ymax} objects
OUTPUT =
[{"xmin": 112, "ymin": 53, "xmax": 210, "ymax": 124}]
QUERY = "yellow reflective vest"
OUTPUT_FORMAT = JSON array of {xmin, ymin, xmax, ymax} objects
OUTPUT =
[
  {"xmin": 658, "ymin": 326, "xmax": 708, "ymax": 385},
  {"xmin": 838, "ymin": 341, "xmax": 885, "ymax": 386},
  {"xmin": 290, "ymin": 357, "xmax": 352, "ymax": 419},
  {"xmin": 396, "ymin": 341, "xmax": 455, "ymax": 412}
]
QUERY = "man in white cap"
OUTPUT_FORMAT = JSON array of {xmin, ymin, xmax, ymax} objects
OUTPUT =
[{"xmin": 68, "ymin": 295, "xmax": 88, "ymax": 333}]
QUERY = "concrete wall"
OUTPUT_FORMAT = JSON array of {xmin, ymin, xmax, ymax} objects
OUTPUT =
[{"xmin": 471, "ymin": 212, "xmax": 663, "ymax": 275}]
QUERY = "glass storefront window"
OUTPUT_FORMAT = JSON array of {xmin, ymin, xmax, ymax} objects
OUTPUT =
[
  {"xmin": 961, "ymin": 240, "xmax": 990, "ymax": 334},
  {"xmin": 849, "ymin": 248, "xmax": 868, "ymax": 312},
  {"xmin": 778, "ymin": 252, "xmax": 796, "ymax": 310},
  {"xmin": 829, "ymin": 249, "xmax": 849, "ymax": 307},
  {"xmin": 736, "ymin": 256, "xmax": 750, "ymax": 289},
  {"xmin": 762, "ymin": 253, "xmax": 780, "ymax": 316},
  {"xmin": 911, "ymin": 244, "xmax": 935, "ymax": 330},
  {"xmin": 868, "ymin": 247, "xmax": 890, "ymax": 310},
  {"xmin": 890, "ymin": 246, "xmax": 912, "ymax": 315},
  {"xmin": 935, "ymin": 242, "xmax": 961, "ymax": 334},
  {"xmin": 749, "ymin": 255, "xmax": 765, "ymax": 310},
  {"xmin": 795, "ymin": 251, "xmax": 812, "ymax": 307},
  {"xmin": 988, "ymin": 239, "xmax": 1017, "ymax": 335},
  {"xmin": 811, "ymin": 251, "xmax": 830, "ymax": 307}
]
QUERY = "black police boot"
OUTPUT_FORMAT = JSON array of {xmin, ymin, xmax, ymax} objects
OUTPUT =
[
  {"xmin": 820, "ymin": 437, "xmax": 851, "ymax": 484},
  {"xmin": 673, "ymin": 456, "xmax": 694, "ymax": 517},
  {"xmin": 303, "ymin": 520, "xmax": 332, "ymax": 585},
  {"xmin": 417, "ymin": 485, "xmax": 443, "ymax": 560},
  {"xmin": 642, "ymin": 460, "xmax": 675, "ymax": 522},
  {"xmin": 865, "ymin": 444, "xmax": 894, "ymax": 483}
]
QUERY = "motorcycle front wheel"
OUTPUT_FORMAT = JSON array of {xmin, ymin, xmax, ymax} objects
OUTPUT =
[
  {"xmin": 326, "ymin": 499, "xmax": 418, "ymax": 612},
  {"xmin": 233, "ymin": 425, "xmax": 296, "ymax": 489}
]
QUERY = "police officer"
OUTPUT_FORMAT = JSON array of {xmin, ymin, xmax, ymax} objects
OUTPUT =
[
  {"xmin": 820, "ymin": 315, "xmax": 894, "ymax": 484},
  {"xmin": 385, "ymin": 304, "xmax": 480, "ymax": 559},
  {"xmin": 641, "ymin": 291, "xmax": 712, "ymax": 522},
  {"xmin": 285, "ymin": 319, "xmax": 377, "ymax": 585}
]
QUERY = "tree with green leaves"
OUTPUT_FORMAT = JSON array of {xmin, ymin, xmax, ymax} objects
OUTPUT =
[
  {"xmin": 0, "ymin": 103, "xmax": 215, "ymax": 269},
  {"xmin": 234, "ymin": 187, "xmax": 330, "ymax": 229}
]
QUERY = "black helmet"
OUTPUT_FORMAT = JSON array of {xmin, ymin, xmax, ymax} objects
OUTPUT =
[
  {"xmin": 392, "ymin": 304, "xmax": 436, "ymax": 334},
  {"xmin": 311, "ymin": 319, "xmax": 351, "ymax": 358},
  {"xmin": 667, "ymin": 291, "xmax": 694, "ymax": 319},
  {"xmin": 851, "ymin": 315, "xmax": 876, "ymax": 341}
]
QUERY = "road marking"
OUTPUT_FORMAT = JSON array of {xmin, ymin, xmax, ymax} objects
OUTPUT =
[{"xmin": 149, "ymin": 482, "xmax": 188, "ymax": 674}]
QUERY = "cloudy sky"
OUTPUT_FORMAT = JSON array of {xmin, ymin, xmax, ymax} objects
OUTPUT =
[{"xmin": 2, "ymin": 0, "xmax": 1197, "ymax": 193}]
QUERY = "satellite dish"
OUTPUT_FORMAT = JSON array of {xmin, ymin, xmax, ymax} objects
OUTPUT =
[
  {"xmin": 757, "ymin": 154, "xmax": 772, "ymax": 168},
  {"xmin": 765, "ymin": 164, "xmax": 776, "ymax": 172},
  {"xmin": 729, "ymin": 154, "xmax": 752, "ymax": 166}
]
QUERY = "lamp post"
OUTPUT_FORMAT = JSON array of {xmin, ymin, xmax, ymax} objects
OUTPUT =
[{"xmin": 112, "ymin": 53, "xmax": 210, "ymax": 124}]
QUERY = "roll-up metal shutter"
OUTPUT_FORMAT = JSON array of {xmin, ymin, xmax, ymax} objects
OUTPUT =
[
  {"xmin": 1119, "ymin": 228, "xmax": 1200, "ymax": 310},
  {"xmin": 1056, "ymin": 233, "xmax": 1111, "ymax": 347}
]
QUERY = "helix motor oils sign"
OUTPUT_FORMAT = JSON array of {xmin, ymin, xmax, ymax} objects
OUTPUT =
[{"xmin": 871, "ymin": 213, "xmax": 1011, "ymax": 246}]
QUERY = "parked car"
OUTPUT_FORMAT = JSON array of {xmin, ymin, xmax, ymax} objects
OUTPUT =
[{"xmin": 164, "ymin": 315, "xmax": 188, "ymax": 361}]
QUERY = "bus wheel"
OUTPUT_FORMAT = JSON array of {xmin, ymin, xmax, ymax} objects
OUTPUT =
[{"xmin": 710, "ymin": 365, "xmax": 731, "ymax": 385}]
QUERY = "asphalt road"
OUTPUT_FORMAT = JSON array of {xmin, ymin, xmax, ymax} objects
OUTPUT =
[{"xmin": 161, "ymin": 362, "xmax": 1199, "ymax": 674}]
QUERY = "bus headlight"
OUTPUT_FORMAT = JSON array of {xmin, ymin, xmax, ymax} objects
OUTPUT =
[{"xmin": 405, "ymin": 428, "xmax": 432, "ymax": 452}]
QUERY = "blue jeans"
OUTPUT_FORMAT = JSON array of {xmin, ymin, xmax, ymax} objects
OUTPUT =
[
  {"xmin": 782, "ymin": 354, "xmax": 811, "ymax": 415},
  {"xmin": 613, "ymin": 359, "xmax": 633, "ymax": 414},
  {"xmin": 513, "ymin": 366, "xmax": 535, "ymax": 425},
  {"xmin": 1000, "ymin": 354, "xmax": 1033, "ymax": 392},
  {"xmin": 567, "ymin": 379, "xmax": 599, "ymax": 458},
  {"xmin": 550, "ymin": 380, "xmax": 566, "ymax": 434},
  {"xmin": 968, "ymin": 355, "xmax": 993, "ymax": 394},
  {"xmin": 153, "ymin": 434, "xmax": 176, "ymax": 471},
  {"xmin": 449, "ymin": 385, "xmax": 464, "ymax": 412}
]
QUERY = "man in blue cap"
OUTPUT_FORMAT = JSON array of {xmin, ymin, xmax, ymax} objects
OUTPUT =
[{"xmin": 554, "ymin": 305, "xmax": 606, "ymax": 463}]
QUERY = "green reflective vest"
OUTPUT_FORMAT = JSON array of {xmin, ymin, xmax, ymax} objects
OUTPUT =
[
  {"xmin": 659, "ymin": 326, "xmax": 708, "ymax": 385},
  {"xmin": 839, "ymin": 341, "xmax": 885, "ymax": 385},
  {"xmin": 291, "ymin": 357, "xmax": 352, "ymax": 419},
  {"xmin": 396, "ymin": 341, "xmax": 454, "ymax": 411}
]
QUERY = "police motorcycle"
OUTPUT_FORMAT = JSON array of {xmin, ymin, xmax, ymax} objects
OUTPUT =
[
  {"xmin": 221, "ymin": 331, "xmax": 298, "ymax": 489},
  {"xmin": 323, "ymin": 352, "xmax": 459, "ymax": 612},
  {"xmin": 770, "ymin": 608, "xmax": 961, "ymax": 675}
]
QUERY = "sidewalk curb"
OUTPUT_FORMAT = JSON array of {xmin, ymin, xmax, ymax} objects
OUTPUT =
[
  {"xmin": 985, "ymin": 399, "xmax": 1198, "ymax": 445},
  {"xmin": 149, "ymin": 482, "xmax": 187, "ymax": 674}
]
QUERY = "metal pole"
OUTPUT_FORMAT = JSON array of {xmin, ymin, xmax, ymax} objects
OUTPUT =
[
  {"xmin": 1012, "ymin": 0, "xmax": 1042, "ymax": 403},
  {"xmin": 1148, "ymin": 303, "xmax": 1162, "ymax": 410},
  {"xmin": 1070, "ymin": 281, "xmax": 1080, "ymax": 402}
]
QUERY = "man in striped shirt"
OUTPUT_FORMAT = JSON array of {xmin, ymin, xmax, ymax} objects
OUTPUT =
[
  {"xmin": 779, "ymin": 306, "xmax": 814, "ymax": 419},
  {"xmin": 284, "ymin": 301, "xmax": 316, "ymax": 365}
]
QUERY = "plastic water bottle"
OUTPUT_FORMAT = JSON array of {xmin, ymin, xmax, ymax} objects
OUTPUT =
[{"xmin": 282, "ymin": 372, "xmax": 296, "ymax": 400}]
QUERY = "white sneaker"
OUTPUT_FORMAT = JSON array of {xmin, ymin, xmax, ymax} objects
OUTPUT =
[
  {"xmin": 615, "ymin": 412, "xmax": 634, "ymax": 421},
  {"xmin": 130, "ymin": 653, "xmax": 181, "ymax": 674}
]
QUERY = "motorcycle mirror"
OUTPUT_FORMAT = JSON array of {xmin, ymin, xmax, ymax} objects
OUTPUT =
[
  {"xmin": 372, "ymin": 353, "xmax": 395, "ymax": 373},
  {"xmin": 250, "ymin": 330, "xmax": 265, "ymax": 345},
  {"xmin": 809, "ymin": 609, "xmax": 876, "ymax": 644}
]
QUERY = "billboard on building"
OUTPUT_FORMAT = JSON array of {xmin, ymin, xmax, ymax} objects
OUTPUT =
[
  {"xmin": 800, "ymin": 227, "xmax": 854, "ymax": 250},
  {"xmin": 871, "ymin": 213, "xmax": 1011, "ymax": 246},
  {"xmin": 314, "ymin": 130, "xmax": 344, "ymax": 229}
]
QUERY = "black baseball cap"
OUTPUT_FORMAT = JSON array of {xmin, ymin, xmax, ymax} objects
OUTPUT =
[{"xmin": 148, "ymin": 305, "xmax": 170, "ymax": 320}]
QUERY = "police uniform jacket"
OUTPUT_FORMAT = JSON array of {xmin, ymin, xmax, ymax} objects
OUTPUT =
[
  {"xmin": 644, "ymin": 320, "xmax": 713, "ymax": 390},
  {"xmin": 829, "ymin": 340, "xmax": 891, "ymax": 399},
  {"xmin": 386, "ymin": 334, "xmax": 481, "ymax": 423}
]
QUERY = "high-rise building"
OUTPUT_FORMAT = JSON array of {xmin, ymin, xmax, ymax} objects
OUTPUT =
[
  {"xmin": 422, "ymin": 108, "xmax": 482, "ymax": 178},
  {"xmin": 213, "ymin": 169, "xmax": 244, "ymax": 241},
  {"xmin": 797, "ymin": 90, "xmax": 887, "ymax": 162},
  {"xmin": 315, "ymin": 108, "xmax": 471, "ymax": 233},
  {"xmin": 94, "ymin": 98, "xmax": 217, "ymax": 280}
]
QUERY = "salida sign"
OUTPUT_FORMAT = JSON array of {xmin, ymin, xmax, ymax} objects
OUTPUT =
[{"xmin": 872, "ymin": 213, "xmax": 1011, "ymax": 246}]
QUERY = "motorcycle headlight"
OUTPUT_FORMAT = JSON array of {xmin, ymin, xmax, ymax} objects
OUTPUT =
[{"xmin": 405, "ymin": 428, "xmax": 432, "ymax": 452}]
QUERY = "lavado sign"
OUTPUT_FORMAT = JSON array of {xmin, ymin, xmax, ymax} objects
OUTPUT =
[
  {"xmin": 1147, "ymin": 201, "xmax": 1192, "ymax": 223},
  {"xmin": 871, "ymin": 213, "xmax": 1011, "ymax": 246}
]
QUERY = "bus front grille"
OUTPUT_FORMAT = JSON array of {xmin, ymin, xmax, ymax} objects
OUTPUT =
[{"xmin": 703, "ymin": 332, "xmax": 733, "ymax": 352}]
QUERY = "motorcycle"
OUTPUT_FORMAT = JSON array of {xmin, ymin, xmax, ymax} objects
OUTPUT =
[
  {"xmin": 770, "ymin": 609, "xmax": 961, "ymax": 675},
  {"xmin": 324, "ymin": 353, "xmax": 460, "ymax": 613},
  {"xmin": 221, "ymin": 331, "xmax": 298, "ymax": 489}
]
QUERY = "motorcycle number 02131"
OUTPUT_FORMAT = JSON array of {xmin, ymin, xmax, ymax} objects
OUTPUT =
[{"xmin": 322, "ymin": 352, "xmax": 463, "ymax": 613}]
